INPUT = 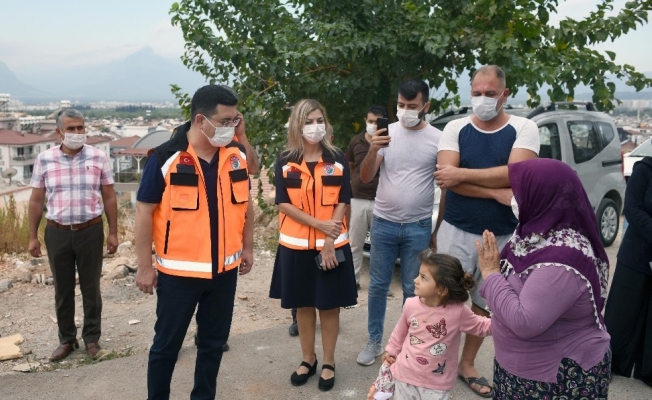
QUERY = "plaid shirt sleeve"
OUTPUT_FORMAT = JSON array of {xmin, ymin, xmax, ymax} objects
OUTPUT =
[
  {"xmin": 100, "ymin": 153, "xmax": 115, "ymax": 185},
  {"xmin": 30, "ymin": 153, "xmax": 46, "ymax": 188}
]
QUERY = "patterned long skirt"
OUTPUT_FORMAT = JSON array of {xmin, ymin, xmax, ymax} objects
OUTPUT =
[{"xmin": 493, "ymin": 349, "xmax": 611, "ymax": 399}]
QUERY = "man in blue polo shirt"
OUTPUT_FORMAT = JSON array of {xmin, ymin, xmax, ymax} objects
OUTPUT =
[
  {"xmin": 434, "ymin": 65, "xmax": 539, "ymax": 397},
  {"xmin": 135, "ymin": 84, "xmax": 254, "ymax": 400}
]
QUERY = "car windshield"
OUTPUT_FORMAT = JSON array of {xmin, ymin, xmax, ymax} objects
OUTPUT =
[{"xmin": 630, "ymin": 139, "xmax": 652, "ymax": 157}]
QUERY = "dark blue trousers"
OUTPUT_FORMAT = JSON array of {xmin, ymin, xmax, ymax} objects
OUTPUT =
[{"xmin": 147, "ymin": 269, "xmax": 238, "ymax": 400}]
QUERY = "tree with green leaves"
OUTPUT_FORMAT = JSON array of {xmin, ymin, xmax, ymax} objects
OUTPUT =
[{"xmin": 170, "ymin": 0, "xmax": 652, "ymax": 168}]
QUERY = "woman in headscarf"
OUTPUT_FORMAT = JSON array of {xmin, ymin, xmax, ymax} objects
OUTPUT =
[
  {"xmin": 476, "ymin": 158, "xmax": 611, "ymax": 399},
  {"xmin": 605, "ymin": 154, "xmax": 652, "ymax": 387}
]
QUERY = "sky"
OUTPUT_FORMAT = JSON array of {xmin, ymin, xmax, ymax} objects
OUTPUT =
[{"xmin": 0, "ymin": 0, "xmax": 650, "ymax": 80}]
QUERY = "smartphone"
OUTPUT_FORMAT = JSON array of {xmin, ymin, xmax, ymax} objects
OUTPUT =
[
  {"xmin": 315, "ymin": 249, "xmax": 346, "ymax": 270},
  {"xmin": 376, "ymin": 118, "xmax": 389, "ymax": 136}
]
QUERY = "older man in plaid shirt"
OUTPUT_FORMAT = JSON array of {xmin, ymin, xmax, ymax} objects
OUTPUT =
[{"xmin": 28, "ymin": 109, "xmax": 118, "ymax": 361}]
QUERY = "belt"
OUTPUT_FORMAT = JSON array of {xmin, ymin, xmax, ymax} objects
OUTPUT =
[{"xmin": 47, "ymin": 216, "xmax": 103, "ymax": 231}]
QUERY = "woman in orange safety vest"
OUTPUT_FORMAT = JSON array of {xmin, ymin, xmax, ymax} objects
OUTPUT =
[{"xmin": 269, "ymin": 99, "xmax": 357, "ymax": 392}]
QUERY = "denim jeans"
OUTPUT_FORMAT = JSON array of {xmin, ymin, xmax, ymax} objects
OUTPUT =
[
  {"xmin": 367, "ymin": 215, "xmax": 432, "ymax": 343},
  {"xmin": 147, "ymin": 269, "xmax": 238, "ymax": 400}
]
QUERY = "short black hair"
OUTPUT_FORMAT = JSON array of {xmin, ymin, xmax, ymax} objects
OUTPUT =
[
  {"xmin": 366, "ymin": 105, "xmax": 388, "ymax": 118},
  {"xmin": 398, "ymin": 79, "xmax": 429, "ymax": 104},
  {"xmin": 190, "ymin": 84, "xmax": 238, "ymax": 121}
]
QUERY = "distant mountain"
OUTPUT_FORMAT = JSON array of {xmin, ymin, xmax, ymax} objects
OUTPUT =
[
  {"xmin": 0, "ymin": 61, "xmax": 51, "ymax": 99},
  {"xmin": 3, "ymin": 50, "xmax": 651, "ymax": 104},
  {"xmin": 3, "ymin": 47, "xmax": 208, "ymax": 103}
]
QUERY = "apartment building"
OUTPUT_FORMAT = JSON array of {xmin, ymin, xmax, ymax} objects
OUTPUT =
[{"xmin": 0, "ymin": 129, "xmax": 57, "ymax": 183}]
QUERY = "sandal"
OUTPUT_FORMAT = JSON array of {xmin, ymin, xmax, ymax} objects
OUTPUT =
[{"xmin": 458, "ymin": 375, "xmax": 493, "ymax": 398}]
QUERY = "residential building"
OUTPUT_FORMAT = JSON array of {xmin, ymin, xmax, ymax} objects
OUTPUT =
[
  {"xmin": 109, "ymin": 135, "xmax": 141, "ymax": 172},
  {"xmin": 0, "ymin": 129, "xmax": 57, "ymax": 183}
]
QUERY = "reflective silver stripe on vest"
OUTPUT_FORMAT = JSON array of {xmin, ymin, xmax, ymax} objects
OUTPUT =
[
  {"xmin": 155, "ymin": 254, "xmax": 212, "ymax": 273},
  {"xmin": 225, "ymin": 249, "xmax": 242, "ymax": 265},
  {"xmin": 278, "ymin": 233, "xmax": 310, "ymax": 247},
  {"xmin": 315, "ymin": 232, "xmax": 349, "ymax": 248},
  {"xmin": 160, "ymin": 151, "xmax": 181, "ymax": 177}
]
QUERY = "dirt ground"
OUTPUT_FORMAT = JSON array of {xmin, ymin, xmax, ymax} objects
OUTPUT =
[
  {"xmin": 0, "ymin": 197, "xmax": 622, "ymax": 375},
  {"xmin": 0, "ymin": 208, "xmax": 396, "ymax": 373}
]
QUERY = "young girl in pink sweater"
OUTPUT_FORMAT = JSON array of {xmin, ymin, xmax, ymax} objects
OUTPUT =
[{"xmin": 368, "ymin": 251, "xmax": 492, "ymax": 400}]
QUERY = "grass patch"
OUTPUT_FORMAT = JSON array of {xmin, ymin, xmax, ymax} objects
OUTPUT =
[
  {"xmin": 262, "ymin": 228, "xmax": 279, "ymax": 253},
  {"xmin": 0, "ymin": 195, "xmax": 45, "ymax": 256},
  {"xmin": 39, "ymin": 346, "xmax": 135, "ymax": 372}
]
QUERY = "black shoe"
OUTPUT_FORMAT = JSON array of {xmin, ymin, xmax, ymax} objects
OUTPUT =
[
  {"xmin": 318, "ymin": 364, "xmax": 335, "ymax": 391},
  {"xmin": 289, "ymin": 321, "xmax": 299, "ymax": 336},
  {"xmin": 356, "ymin": 283, "xmax": 361, "ymax": 291},
  {"xmin": 290, "ymin": 357, "xmax": 318, "ymax": 386}
]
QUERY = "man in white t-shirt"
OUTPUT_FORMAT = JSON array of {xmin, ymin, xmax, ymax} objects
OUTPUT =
[
  {"xmin": 356, "ymin": 79, "xmax": 442, "ymax": 366},
  {"xmin": 434, "ymin": 65, "xmax": 540, "ymax": 397}
]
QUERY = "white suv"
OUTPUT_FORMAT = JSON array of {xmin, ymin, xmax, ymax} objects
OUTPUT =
[
  {"xmin": 430, "ymin": 102, "xmax": 626, "ymax": 246},
  {"xmin": 624, "ymin": 138, "xmax": 652, "ymax": 181}
]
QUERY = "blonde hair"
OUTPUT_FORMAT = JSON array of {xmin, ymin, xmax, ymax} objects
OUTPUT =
[{"xmin": 284, "ymin": 99, "xmax": 338, "ymax": 159}]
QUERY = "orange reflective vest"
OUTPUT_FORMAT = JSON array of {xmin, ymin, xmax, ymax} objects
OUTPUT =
[
  {"xmin": 277, "ymin": 150, "xmax": 349, "ymax": 250},
  {"xmin": 149, "ymin": 134, "xmax": 249, "ymax": 279}
]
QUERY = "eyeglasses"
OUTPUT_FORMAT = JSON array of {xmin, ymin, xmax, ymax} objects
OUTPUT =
[{"xmin": 203, "ymin": 114, "xmax": 241, "ymax": 128}]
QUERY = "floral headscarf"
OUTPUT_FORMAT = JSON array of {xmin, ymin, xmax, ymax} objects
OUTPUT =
[{"xmin": 501, "ymin": 159, "xmax": 610, "ymax": 329}]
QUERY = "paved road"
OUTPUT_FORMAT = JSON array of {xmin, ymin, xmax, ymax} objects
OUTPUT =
[{"xmin": 1, "ymin": 231, "xmax": 650, "ymax": 399}]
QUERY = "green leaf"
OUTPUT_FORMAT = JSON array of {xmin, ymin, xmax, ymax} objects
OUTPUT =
[{"xmin": 169, "ymin": 0, "xmax": 652, "ymax": 158}]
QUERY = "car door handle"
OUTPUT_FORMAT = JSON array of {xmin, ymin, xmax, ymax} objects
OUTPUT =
[{"xmin": 601, "ymin": 159, "xmax": 622, "ymax": 167}]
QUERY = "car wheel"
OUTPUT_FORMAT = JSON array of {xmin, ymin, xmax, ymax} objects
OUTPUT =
[{"xmin": 596, "ymin": 199, "xmax": 619, "ymax": 247}]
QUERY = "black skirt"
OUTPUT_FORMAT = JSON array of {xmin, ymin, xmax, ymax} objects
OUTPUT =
[{"xmin": 269, "ymin": 244, "xmax": 358, "ymax": 310}]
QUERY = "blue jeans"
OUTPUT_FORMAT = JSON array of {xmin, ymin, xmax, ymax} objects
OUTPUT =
[
  {"xmin": 367, "ymin": 215, "xmax": 432, "ymax": 343},
  {"xmin": 147, "ymin": 269, "xmax": 238, "ymax": 400}
]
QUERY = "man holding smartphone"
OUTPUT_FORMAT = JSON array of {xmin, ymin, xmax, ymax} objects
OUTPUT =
[
  {"xmin": 356, "ymin": 80, "xmax": 442, "ymax": 366},
  {"xmin": 345, "ymin": 105, "xmax": 388, "ymax": 290}
]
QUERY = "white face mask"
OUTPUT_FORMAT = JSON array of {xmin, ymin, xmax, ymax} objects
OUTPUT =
[
  {"xmin": 202, "ymin": 116, "xmax": 235, "ymax": 147},
  {"xmin": 63, "ymin": 133, "xmax": 86, "ymax": 150},
  {"xmin": 302, "ymin": 123, "xmax": 326, "ymax": 144},
  {"xmin": 511, "ymin": 196, "xmax": 519, "ymax": 220},
  {"xmin": 472, "ymin": 95, "xmax": 503, "ymax": 121},
  {"xmin": 396, "ymin": 104, "xmax": 426, "ymax": 128},
  {"xmin": 366, "ymin": 123, "xmax": 377, "ymax": 135}
]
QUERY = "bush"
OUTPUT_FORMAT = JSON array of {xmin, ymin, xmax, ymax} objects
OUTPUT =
[{"xmin": 0, "ymin": 195, "xmax": 32, "ymax": 254}]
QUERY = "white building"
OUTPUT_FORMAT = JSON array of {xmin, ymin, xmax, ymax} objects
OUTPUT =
[
  {"xmin": 121, "ymin": 125, "xmax": 151, "ymax": 138},
  {"xmin": 0, "ymin": 129, "xmax": 57, "ymax": 183}
]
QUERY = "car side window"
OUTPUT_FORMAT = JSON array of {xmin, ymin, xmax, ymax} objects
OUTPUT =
[
  {"xmin": 538, "ymin": 123, "xmax": 562, "ymax": 160},
  {"xmin": 567, "ymin": 121, "xmax": 601, "ymax": 164},
  {"xmin": 596, "ymin": 122, "xmax": 615, "ymax": 145}
]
